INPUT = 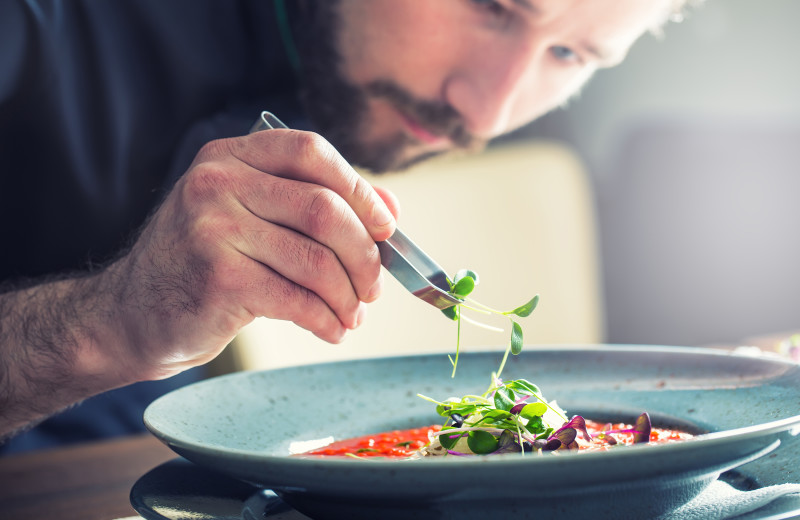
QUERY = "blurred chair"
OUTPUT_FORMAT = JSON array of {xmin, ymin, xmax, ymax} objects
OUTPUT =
[{"xmin": 225, "ymin": 140, "xmax": 604, "ymax": 371}]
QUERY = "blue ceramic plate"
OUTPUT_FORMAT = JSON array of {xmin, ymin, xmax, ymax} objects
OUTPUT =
[{"xmin": 143, "ymin": 346, "xmax": 800, "ymax": 520}]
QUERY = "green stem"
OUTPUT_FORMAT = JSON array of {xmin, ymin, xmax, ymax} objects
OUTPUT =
[
  {"xmin": 496, "ymin": 343, "xmax": 512, "ymax": 379},
  {"xmin": 451, "ymin": 306, "xmax": 462, "ymax": 378}
]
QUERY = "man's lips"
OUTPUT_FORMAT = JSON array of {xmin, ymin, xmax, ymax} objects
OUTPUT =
[{"xmin": 398, "ymin": 113, "xmax": 451, "ymax": 147}]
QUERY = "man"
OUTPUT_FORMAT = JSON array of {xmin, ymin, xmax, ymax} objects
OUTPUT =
[{"xmin": 0, "ymin": 0, "xmax": 687, "ymax": 451}]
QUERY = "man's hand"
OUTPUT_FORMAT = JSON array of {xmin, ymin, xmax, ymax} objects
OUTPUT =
[
  {"xmin": 0, "ymin": 129, "xmax": 397, "ymax": 437},
  {"xmin": 106, "ymin": 129, "xmax": 398, "ymax": 379}
]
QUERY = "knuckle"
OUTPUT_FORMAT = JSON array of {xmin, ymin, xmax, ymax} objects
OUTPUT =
[
  {"xmin": 269, "ymin": 279, "xmax": 315, "ymax": 320},
  {"xmin": 305, "ymin": 189, "xmax": 347, "ymax": 237},
  {"xmin": 302, "ymin": 241, "xmax": 338, "ymax": 278},
  {"xmin": 348, "ymin": 176, "xmax": 373, "ymax": 205},
  {"xmin": 184, "ymin": 162, "xmax": 233, "ymax": 203},
  {"xmin": 189, "ymin": 212, "xmax": 235, "ymax": 245},
  {"xmin": 291, "ymin": 131, "xmax": 336, "ymax": 164},
  {"xmin": 195, "ymin": 137, "xmax": 234, "ymax": 161},
  {"xmin": 210, "ymin": 255, "xmax": 248, "ymax": 295}
]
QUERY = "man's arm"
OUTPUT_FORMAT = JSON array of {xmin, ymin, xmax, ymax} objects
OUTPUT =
[
  {"xmin": 0, "ymin": 275, "xmax": 136, "ymax": 439},
  {"xmin": 0, "ymin": 129, "xmax": 397, "ymax": 439}
]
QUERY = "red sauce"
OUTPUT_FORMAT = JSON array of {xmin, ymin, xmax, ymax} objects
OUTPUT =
[
  {"xmin": 305, "ymin": 425, "xmax": 441, "ymax": 458},
  {"xmin": 302, "ymin": 420, "xmax": 692, "ymax": 458}
]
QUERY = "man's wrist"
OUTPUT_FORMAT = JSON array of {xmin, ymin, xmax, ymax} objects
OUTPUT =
[{"xmin": 0, "ymin": 271, "xmax": 142, "ymax": 437}]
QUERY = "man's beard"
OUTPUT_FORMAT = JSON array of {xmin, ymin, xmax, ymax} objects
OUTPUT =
[{"xmin": 293, "ymin": 2, "xmax": 485, "ymax": 173}]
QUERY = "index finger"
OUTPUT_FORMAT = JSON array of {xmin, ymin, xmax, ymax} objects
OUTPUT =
[{"xmin": 232, "ymin": 129, "xmax": 397, "ymax": 241}]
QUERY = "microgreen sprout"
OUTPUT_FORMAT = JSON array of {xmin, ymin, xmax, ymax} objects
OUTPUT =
[
  {"xmin": 442, "ymin": 268, "xmax": 540, "ymax": 378},
  {"xmin": 417, "ymin": 376, "xmax": 654, "ymax": 458},
  {"xmin": 418, "ymin": 374, "xmax": 570, "ymax": 457}
]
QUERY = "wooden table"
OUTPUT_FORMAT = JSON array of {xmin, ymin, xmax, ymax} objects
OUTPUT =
[{"xmin": 0, "ymin": 434, "xmax": 175, "ymax": 520}]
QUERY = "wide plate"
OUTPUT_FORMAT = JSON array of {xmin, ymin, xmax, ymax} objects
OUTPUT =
[{"xmin": 144, "ymin": 346, "xmax": 800, "ymax": 520}]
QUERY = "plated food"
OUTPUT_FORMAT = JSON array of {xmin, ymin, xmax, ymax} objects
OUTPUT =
[
  {"xmin": 302, "ymin": 375, "xmax": 693, "ymax": 459},
  {"xmin": 143, "ymin": 347, "xmax": 800, "ymax": 519}
]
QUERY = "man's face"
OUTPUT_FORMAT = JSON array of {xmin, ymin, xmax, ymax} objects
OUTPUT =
[{"xmin": 300, "ymin": 0, "xmax": 674, "ymax": 173}]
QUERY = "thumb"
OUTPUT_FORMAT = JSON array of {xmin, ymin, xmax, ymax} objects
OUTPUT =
[{"xmin": 373, "ymin": 186, "xmax": 401, "ymax": 223}]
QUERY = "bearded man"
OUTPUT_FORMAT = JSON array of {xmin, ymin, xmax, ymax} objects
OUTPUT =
[{"xmin": 0, "ymin": 0, "xmax": 690, "ymax": 452}]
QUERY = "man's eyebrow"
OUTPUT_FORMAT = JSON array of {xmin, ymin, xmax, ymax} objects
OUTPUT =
[{"xmin": 581, "ymin": 41, "xmax": 615, "ymax": 64}]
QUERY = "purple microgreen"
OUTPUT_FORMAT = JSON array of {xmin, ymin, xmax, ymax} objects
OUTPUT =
[
  {"xmin": 494, "ymin": 430, "xmax": 523, "ymax": 455},
  {"xmin": 556, "ymin": 415, "xmax": 593, "ymax": 442},
  {"xmin": 496, "ymin": 430, "xmax": 517, "ymax": 451},
  {"xmin": 510, "ymin": 402, "xmax": 525, "ymax": 415},
  {"xmin": 633, "ymin": 412, "xmax": 652, "ymax": 444},
  {"xmin": 446, "ymin": 450, "xmax": 470, "ymax": 456},
  {"xmin": 551, "ymin": 427, "xmax": 577, "ymax": 446},
  {"xmin": 545, "ymin": 438, "xmax": 562, "ymax": 451}
]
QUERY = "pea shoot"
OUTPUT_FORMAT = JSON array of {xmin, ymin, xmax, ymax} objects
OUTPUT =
[{"xmin": 441, "ymin": 268, "xmax": 540, "ymax": 378}]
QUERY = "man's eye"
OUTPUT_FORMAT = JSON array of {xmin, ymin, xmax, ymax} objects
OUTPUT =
[
  {"xmin": 469, "ymin": 0, "xmax": 507, "ymax": 17},
  {"xmin": 550, "ymin": 46, "xmax": 579, "ymax": 63}
]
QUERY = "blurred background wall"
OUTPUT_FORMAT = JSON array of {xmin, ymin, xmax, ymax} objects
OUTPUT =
[{"xmin": 504, "ymin": 0, "xmax": 800, "ymax": 346}]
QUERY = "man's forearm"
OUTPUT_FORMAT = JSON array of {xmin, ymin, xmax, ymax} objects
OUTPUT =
[{"xmin": 0, "ymin": 273, "xmax": 136, "ymax": 440}]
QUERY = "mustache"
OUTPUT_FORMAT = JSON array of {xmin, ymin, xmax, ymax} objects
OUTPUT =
[{"xmin": 364, "ymin": 80, "xmax": 483, "ymax": 150}]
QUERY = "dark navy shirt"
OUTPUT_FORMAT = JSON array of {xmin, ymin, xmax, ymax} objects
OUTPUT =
[{"xmin": 0, "ymin": 0, "xmax": 305, "ymax": 453}]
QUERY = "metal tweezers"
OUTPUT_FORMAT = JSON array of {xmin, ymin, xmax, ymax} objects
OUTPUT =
[{"xmin": 251, "ymin": 111, "xmax": 462, "ymax": 310}]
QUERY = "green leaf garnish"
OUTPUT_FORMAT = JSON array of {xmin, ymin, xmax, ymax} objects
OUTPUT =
[
  {"xmin": 520, "ymin": 402, "xmax": 548, "ymax": 419},
  {"xmin": 441, "ymin": 268, "xmax": 540, "ymax": 378},
  {"xmin": 438, "ymin": 429, "xmax": 466, "ymax": 450},
  {"xmin": 453, "ymin": 269, "xmax": 480, "ymax": 286},
  {"xmin": 510, "ymin": 320, "xmax": 523, "ymax": 355},
  {"xmin": 467, "ymin": 430, "xmax": 499, "ymax": 454},
  {"xmin": 441, "ymin": 306, "xmax": 458, "ymax": 320},
  {"xmin": 505, "ymin": 294, "xmax": 539, "ymax": 318},
  {"xmin": 452, "ymin": 276, "xmax": 475, "ymax": 299},
  {"xmin": 507, "ymin": 379, "xmax": 541, "ymax": 396},
  {"xmin": 493, "ymin": 386, "xmax": 516, "ymax": 411},
  {"xmin": 421, "ymin": 375, "xmax": 570, "ymax": 457}
]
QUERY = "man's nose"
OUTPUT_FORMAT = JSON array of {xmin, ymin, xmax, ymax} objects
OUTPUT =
[{"xmin": 444, "ymin": 38, "xmax": 543, "ymax": 139}]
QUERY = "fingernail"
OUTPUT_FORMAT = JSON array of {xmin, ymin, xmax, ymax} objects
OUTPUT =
[{"xmin": 372, "ymin": 200, "xmax": 394, "ymax": 228}]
